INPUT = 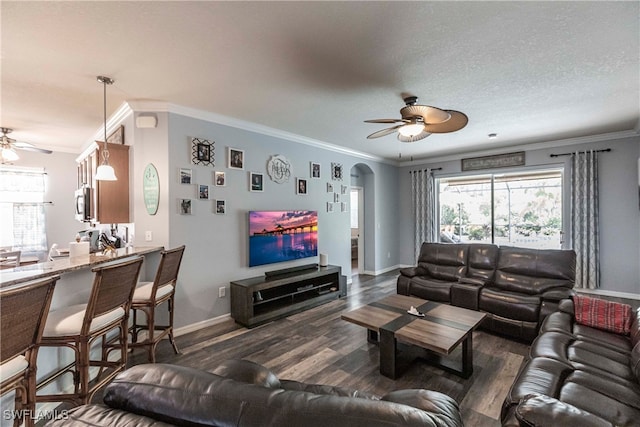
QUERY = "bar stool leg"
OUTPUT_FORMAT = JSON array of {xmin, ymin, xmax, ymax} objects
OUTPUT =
[{"xmin": 168, "ymin": 297, "xmax": 180, "ymax": 355}]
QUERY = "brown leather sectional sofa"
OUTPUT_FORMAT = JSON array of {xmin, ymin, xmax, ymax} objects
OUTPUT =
[
  {"xmin": 47, "ymin": 359, "xmax": 463, "ymax": 427},
  {"xmin": 397, "ymin": 242, "xmax": 576, "ymax": 342},
  {"xmin": 502, "ymin": 299, "xmax": 640, "ymax": 426}
]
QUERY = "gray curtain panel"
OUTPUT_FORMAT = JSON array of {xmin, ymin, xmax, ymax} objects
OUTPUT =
[
  {"xmin": 410, "ymin": 169, "xmax": 437, "ymax": 259},
  {"xmin": 571, "ymin": 150, "xmax": 600, "ymax": 289}
]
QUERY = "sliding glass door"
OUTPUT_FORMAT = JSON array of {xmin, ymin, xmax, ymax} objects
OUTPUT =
[{"xmin": 438, "ymin": 169, "xmax": 563, "ymax": 249}]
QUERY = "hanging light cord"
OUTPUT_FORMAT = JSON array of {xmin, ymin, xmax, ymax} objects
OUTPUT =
[{"xmin": 98, "ymin": 76, "xmax": 113, "ymax": 165}]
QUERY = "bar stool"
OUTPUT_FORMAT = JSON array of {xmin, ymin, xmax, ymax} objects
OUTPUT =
[
  {"xmin": 1, "ymin": 275, "xmax": 58, "ymax": 427},
  {"xmin": 130, "ymin": 245, "xmax": 185, "ymax": 362},
  {"xmin": 36, "ymin": 256, "xmax": 143, "ymax": 406},
  {"xmin": 0, "ymin": 250, "xmax": 22, "ymax": 270}
]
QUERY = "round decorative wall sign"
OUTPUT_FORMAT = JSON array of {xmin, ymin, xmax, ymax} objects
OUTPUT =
[
  {"xmin": 266, "ymin": 154, "xmax": 291, "ymax": 184},
  {"xmin": 143, "ymin": 163, "xmax": 160, "ymax": 215}
]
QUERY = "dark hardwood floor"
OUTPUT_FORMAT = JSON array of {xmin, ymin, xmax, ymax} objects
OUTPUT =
[{"xmin": 116, "ymin": 271, "xmax": 531, "ymax": 426}]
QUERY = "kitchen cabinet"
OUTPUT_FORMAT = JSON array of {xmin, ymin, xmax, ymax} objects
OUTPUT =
[{"xmin": 77, "ymin": 142, "xmax": 130, "ymax": 224}]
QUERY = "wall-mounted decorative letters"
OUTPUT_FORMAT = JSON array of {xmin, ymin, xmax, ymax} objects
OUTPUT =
[{"xmin": 266, "ymin": 154, "xmax": 291, "ymax": 183}]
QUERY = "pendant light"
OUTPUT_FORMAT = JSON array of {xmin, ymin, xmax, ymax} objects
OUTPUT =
[{"xmin": 94, "ymin": 75, "xmax": 117, "ymax": 181}]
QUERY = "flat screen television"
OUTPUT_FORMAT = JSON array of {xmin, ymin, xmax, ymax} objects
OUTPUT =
[{"xmin": 249, "ymin": 210, "xmax": 318, "ymax": 267}]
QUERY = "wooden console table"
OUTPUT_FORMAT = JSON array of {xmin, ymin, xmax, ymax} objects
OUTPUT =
[{"xmin": 231, "ymin": 264, "xmax": 346, "ymax": 328}]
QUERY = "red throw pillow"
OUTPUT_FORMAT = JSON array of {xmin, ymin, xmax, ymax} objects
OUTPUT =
[{"xmin": 573, "ymin": 295, "xmax": 632, "ymax": 335}]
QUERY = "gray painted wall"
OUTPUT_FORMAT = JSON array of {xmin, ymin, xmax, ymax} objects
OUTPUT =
[
  {"xmin": 397, "ymin": 134, "xmax": 640, "ymax": 294},
  {"xmin": 131, "ymin": 112, "xmax": 400, "ymax": 329}
]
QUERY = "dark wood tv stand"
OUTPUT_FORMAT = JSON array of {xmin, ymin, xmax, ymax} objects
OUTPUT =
[{"xmin": 230, "ymin": 264, "xmax": 347, "ymax": 328}]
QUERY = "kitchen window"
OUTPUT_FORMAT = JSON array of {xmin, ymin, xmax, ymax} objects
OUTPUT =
[
  {"xmin": 0, "ymin": 166, "xmax": 47, "ymax": 251},
  {"xmin": 438, "ymin": 168, "xmax": 563, "ymax": 249}
]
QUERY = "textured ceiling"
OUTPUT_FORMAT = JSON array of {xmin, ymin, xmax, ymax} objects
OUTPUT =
[{"xmin": 2, "ymin": 1, "xmax": 639, "ymax": 162}]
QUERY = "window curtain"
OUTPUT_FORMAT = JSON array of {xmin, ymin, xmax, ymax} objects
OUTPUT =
[
  {"xmin": 571, "ymin": 150, "xmax": 600, "ymax": 289},
  {"xmin": 410, "ymin": 169, "xmax": 437, "ymax": 259}
]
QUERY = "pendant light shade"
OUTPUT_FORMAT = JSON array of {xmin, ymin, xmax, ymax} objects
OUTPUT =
[{"xmin": 96, "ymin": 75, "xmax": 117, "ymax": 181}]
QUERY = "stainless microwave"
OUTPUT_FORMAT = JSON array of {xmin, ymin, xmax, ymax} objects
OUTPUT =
[{"xmin": 75, "ymin": 186, "xmax": 91, "ymax": 222}]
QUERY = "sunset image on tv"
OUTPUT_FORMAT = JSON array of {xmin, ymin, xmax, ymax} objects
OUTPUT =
[{"xmin": 249, "ymin": 210, "xmax": 318, "ymax": 267}]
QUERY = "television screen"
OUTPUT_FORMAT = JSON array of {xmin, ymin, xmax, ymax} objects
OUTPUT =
[{"xmin": 249, "ymin": 210, "xmax": 318, "ymax": 267}]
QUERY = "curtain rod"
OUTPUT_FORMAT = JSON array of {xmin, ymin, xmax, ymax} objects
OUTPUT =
[
  {"xmin": 550, "ymin": 148, "xmax": 611, "ymax": 158},
  {"xmin": 409, "ymin": 167, "xmax": 442, "ymax": 174}
]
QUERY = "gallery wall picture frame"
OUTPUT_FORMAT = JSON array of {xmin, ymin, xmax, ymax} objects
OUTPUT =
[
  {"xmin": 333, "ymin": 193, "xmax": 340, "ymax": 202},
  {"xmin": 326, "ymin": 182, "xmax": 334, "ymax": 193},
  {"xmin": 341, "ymin": 185, "xmax": 348, "ymax": 195},
  {"xmin": 341, "ymin": 202, "xmax": 347, "ymax": 213},
  {"xmin": 191, "ymin": 137, "xmax": 215, "ymax": 166},
  {"xmin": 198, "ymin": 184, "xmax": 210, "ymax": 200},
  {"xmin": 310, "ymin": 162, "xmax": 321, "ymax": 179},
  {"xmin": 296, "ymin": 178, "xmax": 308, "ymax": 195},
  {"xmin": 214, "ymin": 171, "xmax": 226, "ymax": 186},
  {"xmin": 250, "ymin": 172, "xmax": 264, "ymax": 192},
  {"xmin": 327, "ymin": 202, "xmax": 334, "ymax": 213},
  {"xmin": 180, "ymin": 168, "xmax": 193, "ymax": 184},
  {"xmin": 215, "ymin": 199, "xmax": 226, "ymax": 215},
  {"xmin": 179, "ymin": 198, "xmax": 192, "ymax": 215},
  {"xmin": 331, "ymin": 162, "xmax": 343, "ymax": 181},
  {"xmin": 228, "ymin": 147, "xmax": 245, "ymax": 170}
]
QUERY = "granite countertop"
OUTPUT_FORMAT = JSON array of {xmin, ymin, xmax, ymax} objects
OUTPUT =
[{"xmin": 0, "ymin": 246, "xmax": 164, "ymax": 288}]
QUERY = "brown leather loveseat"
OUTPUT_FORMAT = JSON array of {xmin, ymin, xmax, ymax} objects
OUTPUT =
[
  {"xmin": 46, "ymin": 359, "xmax": 463, "ymax": 427},
  {"xmin": 397, "ymin": 243, "xmax": 576, "ymax": 342},
  {"xmin": 502, "ymin": 297, "xmax": 640, "ymax": 426}
]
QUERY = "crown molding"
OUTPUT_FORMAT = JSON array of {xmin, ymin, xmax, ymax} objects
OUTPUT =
[
  {"xmin": 125, "ymin": 101, "xmax": 391, "ymax": 164},
  {"xmin": 399, "ymin": 129, "xmax": 640, "ymax": 167},
  {"xmin": 79, "ymin": 102, "xmax": 134, "ymax": 157}
]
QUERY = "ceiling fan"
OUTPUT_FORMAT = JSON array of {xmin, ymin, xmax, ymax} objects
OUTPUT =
[
  {"xmin": 365, "ymin": 96, "xmax": 468, "ymax": 142},
  {"xmin": 1, "ymin": 127, "xmax": 52, "ymax": 163}
]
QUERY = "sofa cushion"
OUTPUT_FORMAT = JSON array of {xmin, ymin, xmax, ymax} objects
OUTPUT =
[
  {"xmin": 466, "ymin": 244, "xmax": 498, "ymax": 282},
  {"xmin": 479, "ymin": 288, "xmax": 540, "ymax": 322},
  {"xmin": 493, "ymin": 246, "xmax": 575, "ymax": 295},
  {"xmin": 409, "ymin": 277, "xmax": 453, "ymax": 302},
  {"xmin": 416, "ymin": 243, "xmax": 467, "ymax": 282},
  {"xmin": 573, "ymin": 295, "xmax": 632, "ymax": 335}
]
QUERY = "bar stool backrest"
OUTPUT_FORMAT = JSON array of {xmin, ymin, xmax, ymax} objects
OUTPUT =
[
  {"xmin": 84, "ymin": 257, "xmax": 144, "ymax": 334},
  {"xmin": 1, "ymin": 276, "xmax": 58, "ymax": 364},
  {"xmin": 151, "ymin": 245, "xmax": 186, "ymax": 299},
  {"xmin": 1, "ymin": 251, "xmax": 22, "ymax": 268}
]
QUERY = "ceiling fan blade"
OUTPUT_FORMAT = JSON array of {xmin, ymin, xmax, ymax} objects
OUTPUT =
[
  {"xmin": 400, "ymin": 105, "xmax": 451, "ymax": 124},
  {"xmin": 397, "ymin": 130, "xmax": 431, "ymax": 143},
  {"xmin": 366, "ymin": 124, "xmax": 403, "ymax": 139},
  {"xmin": 12, "ymin": 141, "xmax": 53, "ymax": 154},
  {"xmin": 423, "ymin": 110, "xmax": 468, "ymax": 133},
  {"xmin": 364, "ymin": 119, "xmax": 406, "ymax": 124}
]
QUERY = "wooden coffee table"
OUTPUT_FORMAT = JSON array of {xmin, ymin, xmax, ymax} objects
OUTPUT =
[{"xmin": 341, "ymin": 294, "xmax": 486, "ymax": 379}]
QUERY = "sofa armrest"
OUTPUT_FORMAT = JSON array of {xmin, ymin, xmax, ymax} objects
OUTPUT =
[
  {"xmin": 210, "ymin": 359, "xmax": 281, "ymax": 388},
  {"xmin": 558, "ymin": 298, "xmax": 574, "ymax": 314},
  {"xmin": 515, "ymin": 394, "xmax": 613, "ymax": 427},
  {"xmin": 382, "ymin": 389, "xmax": 463, "ymax": 427},
  {"xmin": 541, "ymin": 288, "xmax": 573, "ymax": 302},
  {"xmin": 279, "ymin": 379, "xmax": 379, "ymax": 400}
]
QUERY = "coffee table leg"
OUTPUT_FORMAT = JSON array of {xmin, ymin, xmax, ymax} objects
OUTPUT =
[
  {"xmin": 461, "ymin": 333, "xmax": 473, "ymax": 378},
  {"xmin": 367, "ymin": 329, "xmax": 379, "ymax": 343},
  {"xmin": 379, "ymin": 328, "xmax": 397, "ymax": 379}
]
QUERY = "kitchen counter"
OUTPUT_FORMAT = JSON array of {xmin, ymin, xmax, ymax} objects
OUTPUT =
[{"xmin": 0, "ymin": 246, "xmax": 164, "ymax": 288}]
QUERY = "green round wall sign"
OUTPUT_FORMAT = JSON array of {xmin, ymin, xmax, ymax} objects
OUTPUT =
[{"xmin": 143, "ymin": 163, "xmax": 160, "ymax": 215}]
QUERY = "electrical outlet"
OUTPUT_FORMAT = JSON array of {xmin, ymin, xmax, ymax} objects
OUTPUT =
[
  {"xmin": 145, "ymin": 231, "xmax": 152, "ymax": 241},
  {"xmin": 218, "ymin": 287, "xmax": 226, "ymax": 298}
]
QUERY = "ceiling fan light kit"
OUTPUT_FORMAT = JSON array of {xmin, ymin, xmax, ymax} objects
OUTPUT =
[
  {"xmin": 365, "ymin": 96, "xmax": 468, "ymax": 143},
  {"xmin": 95, "ymin": 75, "xmax": 117, "ymax": 181},
  {"xmin": 0, "ymin": 127, "xmax": 52, "ymax": 163}
]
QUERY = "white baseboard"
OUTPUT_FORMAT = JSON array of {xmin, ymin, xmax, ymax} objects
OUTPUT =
[
  {"xmin": 576, "ymin": 288, "xmax": 640, "ymax": 301},
  {"xmin": 174, "ymin": 313, "xmax": 232, "ymax": 337},
  {"xmin": 363, "ymin": 264, "xmax": 403, "ymax": 276}
]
